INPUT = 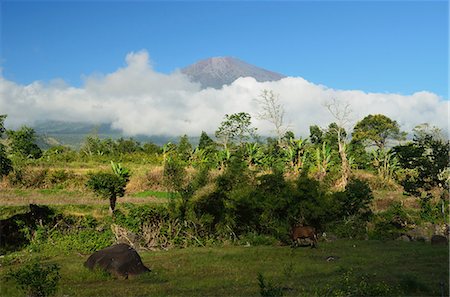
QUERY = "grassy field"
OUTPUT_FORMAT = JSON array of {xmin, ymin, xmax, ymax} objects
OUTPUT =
[
  {"xmin": 1, "ymin": 240, "xmax": 448, "ymax": 297},
  {"xmin": 0, "ymin": 188, "xmax": 170, "ymax": 206}
]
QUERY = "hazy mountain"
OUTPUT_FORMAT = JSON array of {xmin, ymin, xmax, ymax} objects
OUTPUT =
[{"xmin": 181, "ymin": 56, "xmax": 285, "ymax": 89}]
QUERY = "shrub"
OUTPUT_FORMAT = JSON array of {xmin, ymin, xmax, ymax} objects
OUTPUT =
[
  {"xmin": 5, "ymin": 259, "xmax": 61, "ymax": 297},
  {"xmin": 319, "ymin": 269, "xmax": 401, "ymax": 297},
  {"xmin": 8, "ymin": 167, "xmax": 49, "ymax": 188},
  {"xmin": 257, "ymin": 272, "xmax": 284, "ymax": 297},
  {"xmin": 337, "ymin": 178, "xmax": 373, "ymax": 219},
  {"xmin": 369, "ymin": 202, "xmax": 413, "ymax": 240}
]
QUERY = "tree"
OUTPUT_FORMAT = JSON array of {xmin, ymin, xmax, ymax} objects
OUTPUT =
[
  {"xmin": 393, "ymin": 124, "xmax": 449, "ymax": 197},
  {"xmin": 0, "ymin": 114, "xmax": 6, "ymax": 135},
  {"xmin": 198, "ymin": 131, "xmax": 215, "ymax": 151},
  {"xmin": 6, "ymin": 126, "xmax": 42, "ymax": 159},
  {"xmin": 215, "ymin": 112, "xmax": 257, "ymax": 150},
  {"xmin": 309, "ymin": 125, "xmax": 323, "ymax": 145},
  {"xmin": 325, "ymin": 99, "xmax": 352, "ymax": 189},
  {"xmin": 256, "ymin": 89, "xmax": 286, "ymax": 145},
  {"xmin": 86, "ymin": 161, "xmax": 130, "ymax": 213},
  {"xmin": 0, "ymin": 115, "xmax": 12, "ymax": 176},
  {"xmin": 352, "ymin": 114, "xmax": 402, "ymax": 150},
  {"xmin": 177, "ymin": 134, "xmax": 193, "ymax": 162}
]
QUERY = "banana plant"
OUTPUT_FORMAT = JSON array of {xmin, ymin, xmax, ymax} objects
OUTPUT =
[
  {"xmin": 191, "ymin": 148, "xmax": 209, "ymax": 166},
  {"xmin": 245, "ymin": 142, "xmax": 263, "ymax": 169},
  {"xmin": 285, "ymin": 137, "xmax": 307, "ymax": 173},
  {"xmin": 162, "ymin": 142, "xmax": 176, "ymax": 163},
  {"xmin": 110, "ymin": 161, "xmax": 130, "ymax": 182},
  {"xmin": 371, "ymin": 149, "xmax": 399, "ymax": 181},
  {"xmin": 315, "ymin": 142, "xmax": 332, "ymax": 181},
  {"xmin": 215, "ymin": 148, "xmax": 231, "ymax": 170}
]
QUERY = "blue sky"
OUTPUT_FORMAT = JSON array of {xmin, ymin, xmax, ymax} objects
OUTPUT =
[{"xmin": 0, "ymin": 0, "xmax": 448, "ymax": 97}]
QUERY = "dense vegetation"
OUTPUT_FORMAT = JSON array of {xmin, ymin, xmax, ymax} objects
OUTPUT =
[{"xmin": 0, "ymin": 109, "xmax": 448, "ymax": 296}]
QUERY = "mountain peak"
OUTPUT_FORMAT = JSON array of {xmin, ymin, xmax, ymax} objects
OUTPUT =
[{"xmin": 181, "ymin": 56, "xmax": 285, "ymax": 89}]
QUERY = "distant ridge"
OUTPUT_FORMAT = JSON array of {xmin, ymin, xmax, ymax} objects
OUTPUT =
[{"xmin": 181, "ymin": 56, "xmax": 285, "ymax": 89}]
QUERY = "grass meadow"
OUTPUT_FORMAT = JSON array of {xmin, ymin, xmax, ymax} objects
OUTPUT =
[{"xmin": 1, "ymin": 240, "xmax": 448, "ymax": 297}]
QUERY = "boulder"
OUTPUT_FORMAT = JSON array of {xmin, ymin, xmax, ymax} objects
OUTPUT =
[
  {"xmin": 431, "ymin": 235, "xmax": 448, "ymax": 246},
  {"xmin": 396, "ymin": 235, "xmax": 411, "ymax": 242},
  {"xmin": 84, "ymin": 244, "xmax": 150, "ymax": 278}
]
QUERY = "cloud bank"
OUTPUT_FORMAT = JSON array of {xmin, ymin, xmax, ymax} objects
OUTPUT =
[{"xmin": 0, "ymin": 50, "xmax": 448, "ymax": 137}]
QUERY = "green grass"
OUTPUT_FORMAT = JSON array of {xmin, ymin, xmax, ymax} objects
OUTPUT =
[
  {"xmin": 1, "ymin": 241, "xmax": 448, "ymax": 297},
  {"xmin": 131, "ymin": 190, "xmax": 178, "ymax": 199}
]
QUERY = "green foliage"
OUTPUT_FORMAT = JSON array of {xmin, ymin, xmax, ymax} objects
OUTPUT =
[
  {"xmin": 317, "ymin": 269, "xmax": 401, "ymax": 297},
  {"xmin": 352, "ymin": 114, "xmax": 402, "ymax": 150},
  {"xmin": 239, "ymin": 232, "xmax": 278, "ymax": 246},
  {"xmin": 257, "ymin": 273, "xmax": 284, "ymax": 297},
  {"xmin": 336, "ymin": 179, "xmax": 373, "ymax": 219},
  {"xmin": 86, "ymin": 172, "xmax": 128, "ymax": 212},
  {"xmin": 370, "ymin": 202, "xmax": 413, "ymax": 240},
  {"xmin": 215, "ymin": 112, "xmax": 257, "ymax": 149},
  {"xmin": 0, "ymin": 143, "xmax": 13, "ymax": 176},
  {"xmin": 177, "ymin": 134, "xmax": 193, "ymax": 162},
  {"xmin": 163, "ymin": 156, "xmax": 186, "ymax": 194},
  {"xmin": 86, "ymin": 172, "xmax": 126, "ymax": 200},
  {"xmin": 198, "ymin": 131, "xmax": 216, "ymax": 152},
  {"xmin": 0, "ymin": 114, "xmax": 6, "ymax": 136},
  {"xmin": 290, "ymin": 174, "xmax": 331, "ymax": 229},
  {"xmin": 347, "ymin": 139, "xmax": 370, "ymax": 169},
  {"xmin": 309, "ymin": 125, "xmax": 323, "ymax": 145},
  {"xmin": 393, "ymin": 127, "xmax": 449, "ymax": 197},
  {"xmin": 5, "ymin": 259, "xmax": 61, "ymax": 297},
  {"xmin": 6, "ymin": 126, "xmax": 42, "ymax": 159},
  {"xmin": 41, "ymin": 145, "xmax": 77, "ymax": 163},
  {"xmin": 110, "ymin": 161, "xmax": 130, "ymax": 181}
]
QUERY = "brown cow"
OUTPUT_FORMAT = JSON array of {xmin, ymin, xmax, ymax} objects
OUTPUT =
[{"xmin": 291, "ymin": 225, "xmax": 318, "ymax": 248}]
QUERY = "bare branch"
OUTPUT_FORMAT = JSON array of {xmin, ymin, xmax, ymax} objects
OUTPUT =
[{"xmin": 255, "ymin": 89, "xmax": 287, "ymax": 144}]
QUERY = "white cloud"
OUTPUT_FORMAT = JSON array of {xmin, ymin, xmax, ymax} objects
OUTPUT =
[{"xmin": 0, "ymin": 50, "xmax": 448, "ymax": 138}]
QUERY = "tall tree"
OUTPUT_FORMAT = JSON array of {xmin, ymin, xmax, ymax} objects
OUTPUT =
[
  {"xmin": 352, "ymin": 114, "xmax": 402, "ymax": 150},
  {"xmin": 256, "ymin": 89, "xmax": 286, "ymax": 146},
  {"xmin": 6, "ymin": 126, "xmax": 42, "ymax": 159},
  {"xmin": 393, "ymin": 124, "xmax": 449, "ymax": 197},
  {"xmin": 177, "ymin": 134, "xmax": 193, "ymax": 162},
  {"xmin": 198, "ymin": 131, "xmax": 215, "ymax": 151},
  {"xmin": 215, "ymin": 112, "xmax": 257, "ymax": 150},
  {"xmin": 309, "ymin": 125, "xmax": 323, "ymax": 145},
  {"xmin": 325, "ymin": 99, "xmax": 352, "ymax": 189}
]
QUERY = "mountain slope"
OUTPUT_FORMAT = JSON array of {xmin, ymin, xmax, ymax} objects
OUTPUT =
[{"xmin": 181, "ymin": 56, "xmax": 285, "ymax": 89}]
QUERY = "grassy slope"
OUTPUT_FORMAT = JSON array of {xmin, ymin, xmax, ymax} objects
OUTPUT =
[{"xmin": 1, "ymin": 241, "xmax": 448, "ymax": 297}]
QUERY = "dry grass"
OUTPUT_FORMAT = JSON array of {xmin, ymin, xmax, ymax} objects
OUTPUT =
[{"xmin": 0, "ymin": 189, "xmax": 168, "ymax": 206}]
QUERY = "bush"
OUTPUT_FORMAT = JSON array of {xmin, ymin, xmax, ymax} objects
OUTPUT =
[
  {"xmin": 369, "ymin": 202, "xmax": 413, "ymax": 240},
  {"xmin": 319, "ymin": 269, "xmax": 401, "ymax": 297},
  {"xmin": 239, "ymin": 232, "xmax": 278, "ymax": 246},
  {"xmin": 8, "ymin": 167, "xmax": 49, "ymax": 188},
  {"xmin": 257, "ymin": 272, "xmax": 284, "ymax": 297},
  {"xmin": 337, "ymin": 179, "xmax": 373, "ymax": 219},
  {"xmin": 5, "ymin": 259, "xmax": 61, "ymax": 297}
]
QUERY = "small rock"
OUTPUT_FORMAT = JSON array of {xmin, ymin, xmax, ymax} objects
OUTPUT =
[{"xmin": 325, "ymin": 256, "xmax": 340, "ymax": 262}]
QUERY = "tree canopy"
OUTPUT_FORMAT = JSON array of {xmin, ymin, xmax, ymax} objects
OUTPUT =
[{"xmin": 352, "ymin": 114, "xmax": 402, "ymax": 150}]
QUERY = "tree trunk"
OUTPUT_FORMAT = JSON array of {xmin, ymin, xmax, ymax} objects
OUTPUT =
[
  {"xmin": 337, "ymin": 140, "xmax": 350, "ymax": 190},
  {"xmin": 109, "ymin": 196, "xmax": 117, "ymax": 214}
]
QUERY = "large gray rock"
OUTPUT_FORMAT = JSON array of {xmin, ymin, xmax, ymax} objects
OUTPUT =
[{"xmin": 84, "ymin": 243, "xmax": 150, "ymax": 279}]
